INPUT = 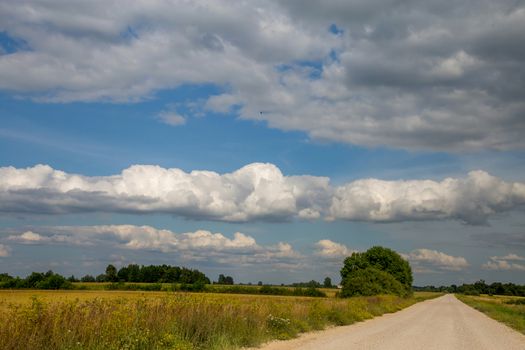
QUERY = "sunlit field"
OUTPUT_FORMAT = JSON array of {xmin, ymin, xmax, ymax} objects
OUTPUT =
[
  {"xmin": 69, "ymin": 282, "xmax": 340, "ymax": 298},
  {"xmin": 456, "ymin": 294, "xmax": 525, "ymax": 334},
  {"xmin": 0, "ymin": 289, "xmax": 440, "ymax": 350}
]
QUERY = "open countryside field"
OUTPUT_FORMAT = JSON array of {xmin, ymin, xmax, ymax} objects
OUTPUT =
[
  {"xmin": 0, "ymin": 290, "xmax": 440, "ymax": 350},
  {"xmin": 456, "ymin": 294, "xmax": 525, "ymax": 334},
  {"xmin": 70, "ymin": 282, "xmax": 340, "ymax": 298}
]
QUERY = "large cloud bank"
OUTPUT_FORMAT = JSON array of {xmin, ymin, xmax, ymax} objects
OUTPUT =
[
  {"xmin": 330, "ymin": 170, "xmax": 525, "ymax": 225},
  {"xmin": 0, "ymin": 163, "xmax": 330, "ymax": 222},
  {"xmin": 1, "ymin": 163, "xmax": 524, "ymax": 224},
  {"xmin": 1, "ymin": 1, "xmax": 524, "ymax": 151}
]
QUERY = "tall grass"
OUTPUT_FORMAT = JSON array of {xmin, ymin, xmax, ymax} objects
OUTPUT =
[
  {"xmin": 456, "ymin": 294, "xmax": 525, "ymax": 334},
  {"xmin": 0, "ymin": 291, "xmax": 440, "ymax": 350}
]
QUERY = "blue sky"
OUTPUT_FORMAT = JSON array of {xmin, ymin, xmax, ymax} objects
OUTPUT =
[{"xmin": 1, "ymin": 0, "xmax": 524, "ymax": 285}]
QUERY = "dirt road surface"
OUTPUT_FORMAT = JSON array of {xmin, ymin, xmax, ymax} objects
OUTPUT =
[{"xmin": 251, "ymin": 294, "xmax": 525, "ymax": 350}]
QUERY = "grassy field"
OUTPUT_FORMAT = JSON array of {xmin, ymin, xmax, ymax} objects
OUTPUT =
[
  {"xmin": 0, "ymin": 290, "xmax": 440, "ymax": 350},
  {"xmin": 456, "ymin": 294, "xmax": 525, "ymax": 334},
  {"xmin": 71, "ymin": 282, "xmax": 340, "ymax": 297}
]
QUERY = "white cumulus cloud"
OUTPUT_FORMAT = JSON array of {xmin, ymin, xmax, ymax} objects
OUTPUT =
[
  {"xmin": 14, "ymin": 231, "xmax": 46, "ymax": 242},
  {"xmin": 0, "ymin": 162, "xmax": 331, "ymax": 222},
  {"xmin": 329, "ymin": 170, "xmax": 525, "ymax": 225},
  {"xmin": 0, "ymin": 164, "xmax": 524, "ymax": 224},
  {"xmin": 404, "ymin": 248, "xmax": 469, "ymax": 271},
  {"xmin": 314, "ymin": 239, "xmax": 353, "ymax": 258}
]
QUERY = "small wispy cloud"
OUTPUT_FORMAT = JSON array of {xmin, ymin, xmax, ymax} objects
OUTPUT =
[
  {"xmin": 0, "ymin": 244, "xmax": 11, "ymax": 257},
  {"xmin": 482, "ymin": 254, "xmax": 525, "ymax": 271},
  {"xmin": 157, "ymin": 110, "xmax": 186, "ymax": 126},
  {"xmin": 314, "ymin": 239, "xmax": 353, "ymax": 258}
]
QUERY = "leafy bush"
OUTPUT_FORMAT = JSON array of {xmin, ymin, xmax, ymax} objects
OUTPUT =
[
  {"xmin": 340, "ymin": 246, "xmax": 413, "ymax": 297},
  {"xmin": 178, "ymin": 281, "xmax": 207, "ymax": 292},
  {"xmin": 80, "ymin": 274, "xmax": 96, "ymax": 282},
  {"xmin": 340, "ymin": 267, "xmax": 407, "ymax": 297},
  {"xmin": 0, "ymin": 271, "xmax": 72, "ymax": 290},
  {"xmin": 364, "ymin": 246, "xmax": 413, "ymax": 290},
  {"xmin": 35, "ymin": 274, "xmax": 72, "ymax": 290},
  {"xmin": 298, "ymin": 286, "xmax": 326, "ymax": 297}
]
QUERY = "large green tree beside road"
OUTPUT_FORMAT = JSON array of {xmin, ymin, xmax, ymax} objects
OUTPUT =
[{"xmin": 340, "ymin": 246, "xmax": 412, "ymax": 297}]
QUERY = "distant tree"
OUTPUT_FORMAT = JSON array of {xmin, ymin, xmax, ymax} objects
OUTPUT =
[
  {"xmin": 36, "ymin": 273, "xmax": 72, "ymax": 290},
  {"xmin": 140, "ymin": 265, "xmax": 161, "ymax": 283},
  {"xmin": 218, "ymin": 274, "xmax": 226, "ymax": 284},
  {"xmin": 0, "ymin": 274, "xmax": 18, "ymax": 288},
  {"xmin": 163, "ymin": 266, "xmax": 180, "ymax": 282},
  {"xmin": 117, "ymin": 266, "xmax": 129, "ymax": 282},
  {"xmin": 291, "ymin": 280, "xmax": 322, "ymax": 288},
  {"xmin": 491, "ymin": 282, "xmax": 504, "ymax": 295},
  {"xmin": 67, "ymin": 275, "xmax": 78, "ymax": 282},
  {"xmin": 0, "ymin": 273, "xmax": 13, "ymax": 283},
  {"xmin": 96, "ymin": 274, "xmax": 107, "ymax": 282},
  {"xmin": 105, "ymin": 264, "xmax": 118, "ymax": 282},
  {"xmin": 323, "ymin": 277, "xmax": 332, "ymax": 288},
  {"xmin": 257, "ymin": 281, "xmax": 263, "ymax": 286},
  {"xmin": 127, "ymin": 264, "xmax": 141, "ymax": 282},
  {"xmin": 308, "ymin": 280, "xmax": 321, "ymax": 288},
  {"xmin": 340, "ymin": 246, "xmax": 412, "ymax": 297},
  {"xmin": 80, "ymin": 275, "xmax": 96, "ymax": 282},
  {"xmin": 224, "ymin": 276, "xmax": 234, "ymax": 285},
  {"xmin": 24, "ymin": 272, "xmax": 46, "ymax": 288},
  {"xmin": 473, "ymin": 280, "xmax": 488, "ymax": 294}
]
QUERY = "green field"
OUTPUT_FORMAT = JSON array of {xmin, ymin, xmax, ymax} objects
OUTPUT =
[
  {"xmin": 70, "ymin": 282, "xmax": 339, "ymax": 298},
  {"xmin": 456, "ymin": 294, "xmax": 525, "ymax": 334},
  {"xmin": 0, "ymin": 289, "xmax": 441, "ymax": 350}
]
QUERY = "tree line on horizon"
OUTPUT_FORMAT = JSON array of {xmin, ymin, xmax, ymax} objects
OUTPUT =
[
  {"xmin": 89, "ymin": 264, "xmax": 211, "ymax": 284},
  {"xmin": 414, "ymin": 279, "xmax": 525, "ymax": 297},
  {"xmin": 0, "ymin": 264, "xmax": 211, "ymax": 290},
  {"xmin": 1, "ymin": 249, "xmax": 523, "ymax": 297},
  {"xmin": 0, "ymin": 268, "xmax": 329, "ymax": 297},
  {"xmin": 0, "ymin": 264, "xmax": 331, "ymax": 292}
]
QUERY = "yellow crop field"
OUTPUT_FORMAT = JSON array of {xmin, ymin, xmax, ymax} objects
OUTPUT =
[{"xmin": 0, "ymin": 290, "xmax": 441, "ymax": 350}]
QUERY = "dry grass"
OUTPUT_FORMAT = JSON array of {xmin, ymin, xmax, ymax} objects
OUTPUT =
[{"xmin": 0, "ymin": 290, "xmax": 441, "ymax": 350}]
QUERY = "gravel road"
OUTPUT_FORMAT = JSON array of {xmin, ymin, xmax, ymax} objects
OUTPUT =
[{"xmin": 251, "ymin": 294, "xmax": 525, "ymax": 350}]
